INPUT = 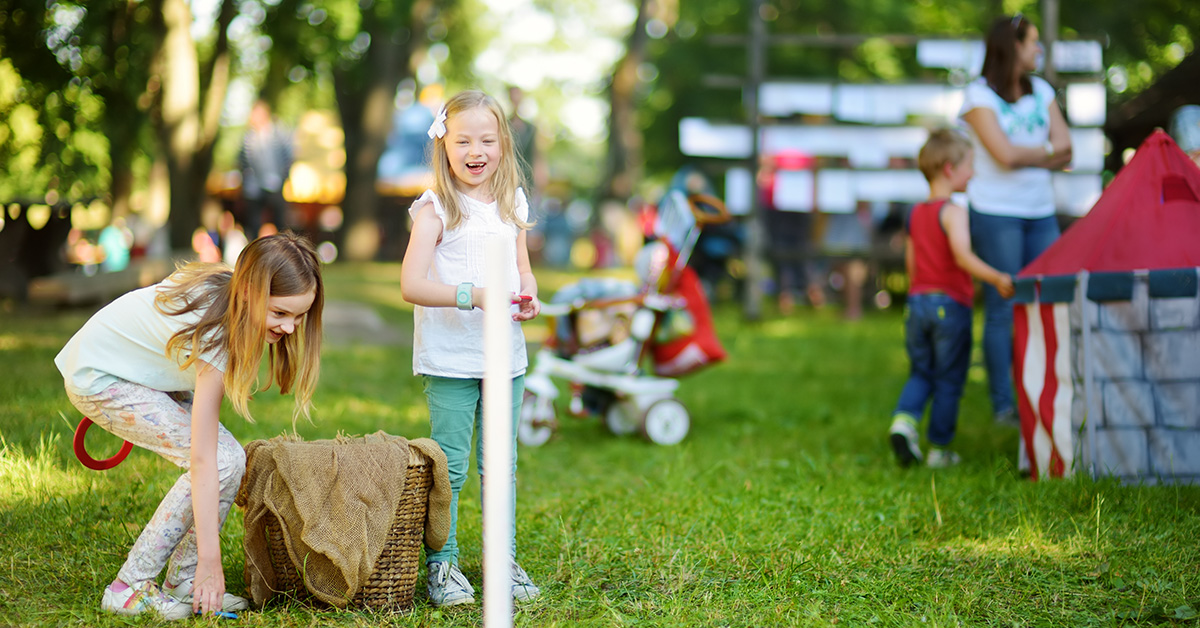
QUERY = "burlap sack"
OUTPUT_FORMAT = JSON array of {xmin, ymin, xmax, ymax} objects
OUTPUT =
[{"xmin": 236, "ymin": 431, "xmax": 450, "ymax": 607}]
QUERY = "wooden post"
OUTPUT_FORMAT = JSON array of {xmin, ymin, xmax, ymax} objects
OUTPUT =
[
  {"xmin": 742, "ymin": 0, "xmax": 767, "ymax": 320},
  {"xmin": 1042, "ymin": 0, "xmax": 1060, "ymax": 87}
]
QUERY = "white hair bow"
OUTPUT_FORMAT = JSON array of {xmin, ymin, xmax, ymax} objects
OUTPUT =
[{"xmin": 427, "ymin": 106, "xmax": 447, "ymax": 139}]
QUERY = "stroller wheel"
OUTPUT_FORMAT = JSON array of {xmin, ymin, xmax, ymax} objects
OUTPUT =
[
  {"xmin": 604, "ymin": 401, "xmax": 640, "ymax": 436},
  {"xmin": 518, "ymin": 392, "xmax": 556, "ymax": 447},
  {"xmin": 640, "ymin": 399, "xmax": 690, "ymax": 446}
]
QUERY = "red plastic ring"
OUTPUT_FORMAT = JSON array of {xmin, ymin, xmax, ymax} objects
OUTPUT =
[{"xmin": 73, "ymin": 417, "xmax": 134, "ymax": 471}]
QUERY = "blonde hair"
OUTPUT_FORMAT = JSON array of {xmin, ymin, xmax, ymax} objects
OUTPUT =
[
  {"xmin": 429, "ymin": 89, "xmax": 533, "ymax": 231},
  {"xmin": 156, "ymin": 232, "xmax": 324, "ymax": 422},
  {"xmin": 918, "ymin": 127, "xmax": 973, "ymax": 183}
]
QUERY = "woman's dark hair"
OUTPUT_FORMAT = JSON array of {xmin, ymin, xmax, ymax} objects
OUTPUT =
[{"xmin": 981, "ymin": 14, "xmax": 1034, "ymax": 103}]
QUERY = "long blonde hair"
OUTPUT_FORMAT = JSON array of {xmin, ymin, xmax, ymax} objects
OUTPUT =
[
  {"xmin": 430, "ymin": 89, "xmax": 533, "ymax": 231},
  {"xmin": 156, "ymin": 232, "xmax": 324, "ymax": 421}
]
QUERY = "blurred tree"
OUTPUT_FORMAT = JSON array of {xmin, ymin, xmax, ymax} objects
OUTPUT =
[
  {"xmin": 1061, "ymin": 0, "xmax": 1197, "ymax": 97},
  {"xmin": 0, "ymin": 2, "xmax": 110, "ymax": 204},
  {"xmin": 598, "ymin": 0, "xmax": 652, "ymax": 205},
  {"xmin": 258, "ymin": 0, "xmax": 471, "ymax": 261},
  {"xmin": 1, "ymin": 0, "xmax": 234, "ymax": 253},
  {"xmin": 147, "ymin": 0, "xmax": 234, "ymax": 252},
  {"xmin": 87, "ymin": 0, "xmax": 158, "ymax": 220}
]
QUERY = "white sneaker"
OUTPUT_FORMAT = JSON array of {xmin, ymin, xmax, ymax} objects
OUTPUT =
[
  {"xmin": 163, "ymin": 579, "xmax": 249, "ymax": 612},
  {"xmin": 427, "ymin": 561, "xmax": 476, "ymax": 607},
  {"xmin": 511, "ymin": 562, "xmax": 541, "ymax": 602},
  {"xmin": 101, "ymin": 581, "xmax": 193, "ymax": 620},
  {"xmin": 926, "ymin": 449, "xmax": 962, "ymax": 469},
  {"xmin": 888, "ymin": 414, "xmax": 923, "ymax": 467}
]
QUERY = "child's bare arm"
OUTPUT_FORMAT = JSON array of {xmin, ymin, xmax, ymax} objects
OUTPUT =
[
  {"xmin": 513, "ymin": 229, "xmax": 540, "ymax": 321},
  {"xmin": 400, "ymin": 203, "xmax": 462, "ymax": 307},
  {"xmin": 190, "ymin": 361, "xmax": 227, "ymax": 615},
  {"xmin": 940, "ymin": 203, "xmax": 1015, "ymax": 298}
]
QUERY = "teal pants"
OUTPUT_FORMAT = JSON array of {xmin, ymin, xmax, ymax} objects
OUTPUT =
[{"xmin": 422, "ymin": 374, "xmax": 524, "ymax": 565}]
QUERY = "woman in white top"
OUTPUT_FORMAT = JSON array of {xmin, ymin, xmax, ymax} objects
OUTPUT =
[{"xmin": 959, "ymin": 14, "xmax": 1073, "ymax": 425}]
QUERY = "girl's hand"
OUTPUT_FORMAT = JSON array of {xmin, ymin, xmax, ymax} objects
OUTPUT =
[
  {"xmin": 191, "ymin": 560, "xmax": 226, "ymax": 616},
  {"xmin": 513, "ymin": 294, "xmax": 540, "ymax": 321}
]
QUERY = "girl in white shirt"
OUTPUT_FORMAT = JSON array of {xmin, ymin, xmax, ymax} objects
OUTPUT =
[
  {"xmin": 959, "ymin": 14, "xmax": 1073, "ymax": 424},
  {"xmin": 400, "ymin": 89, "xmax": 541, "ymax": 607},
  {"xmin": 56, "ymin": 232, "xmax": 324, "ymax": 618}
]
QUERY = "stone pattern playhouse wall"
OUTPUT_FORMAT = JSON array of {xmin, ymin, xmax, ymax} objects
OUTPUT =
[{"xmin": 1068, "ymin": 269, "xmax": 1200, "ymax": 484}]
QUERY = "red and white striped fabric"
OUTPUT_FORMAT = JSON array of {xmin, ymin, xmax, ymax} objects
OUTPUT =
[{"xmin": 1012, "ymin": 302, "xmax": 1076, "ymax": 479}]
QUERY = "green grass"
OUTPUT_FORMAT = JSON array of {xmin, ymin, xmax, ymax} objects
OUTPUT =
[{"xmin": 2, "ymin": 262, "xmax": 1199, "ymax": 627}]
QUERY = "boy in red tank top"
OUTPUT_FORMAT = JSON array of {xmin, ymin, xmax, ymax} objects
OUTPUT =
[{"xmin": 888, "ymin": 129, "xmax": 1015, "ymax": 468}]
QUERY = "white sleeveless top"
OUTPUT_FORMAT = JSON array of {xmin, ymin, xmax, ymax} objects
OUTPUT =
[
  {"xmin": 959, "ymin": 76, "xmax": 1057, "ymax": 219},
  {"xmin": 408, "ymin": 188, "xmax": 530, "ymax": 378}
]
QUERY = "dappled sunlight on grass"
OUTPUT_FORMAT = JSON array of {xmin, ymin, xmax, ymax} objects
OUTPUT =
[
  {"xmin": 0, "ymin": 332, "xmax": 71, "ymax": 352},
  {"xmin": 352, "ymin": 281, "xmax": 412, "ymax": 312},
  {"xmin": 0, "ymin": 432, "xmax": 93, "ymax": 505},
  {"xmin": 318, "ymin": 395, "xmax": 408, "ymax": 424},
  {"xmin": 758, "ymin": 316, "xmax": 815, "ymax": 338},
  {"xmin": 936, "ymin": 530, "xmax": 1077, "ymax": 562}
]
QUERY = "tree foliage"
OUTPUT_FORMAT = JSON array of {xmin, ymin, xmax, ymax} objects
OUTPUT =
[
  {"xmin": 0, "ymin": 2, "xmax": 121, "ymax": 203},
  {"xmin": 1, "ymin": 0, "xmax": 234, "ymax": 250}
]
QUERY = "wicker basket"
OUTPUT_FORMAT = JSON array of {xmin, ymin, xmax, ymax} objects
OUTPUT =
[{"xmin": 263, "ymin": 449, "xmax": 433, "ymax": 612}]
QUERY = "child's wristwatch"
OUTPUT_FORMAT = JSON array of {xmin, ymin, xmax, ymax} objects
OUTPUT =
[{"xmin": 456, "ymin": 282, "xmax": 474, "ymax": 310}]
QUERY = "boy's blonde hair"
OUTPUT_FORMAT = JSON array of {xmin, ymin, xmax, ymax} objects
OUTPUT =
[
  {"xmin": 156, "ymin": 232, "xmax": 324, "ymax": 422},
  {"xmin": 918, "ymin": 127, "xmax": 973, "ymax": 183},
  {"xmin": 430, "ymin": 89, "xmax": 534, "ymax": 232}
]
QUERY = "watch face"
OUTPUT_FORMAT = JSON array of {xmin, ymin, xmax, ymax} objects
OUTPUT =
[{"xmin": 458, "ymin": 291, "xmax": 470, "ymax": 305}]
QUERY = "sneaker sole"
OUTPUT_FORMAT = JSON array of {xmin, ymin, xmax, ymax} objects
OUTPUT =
[
  {"xmin": 102, "ymin": 592, "xmax": 193, "ymax": 620},
  {"xmin": 890, "ymin": 432, "xmax": 921, "ymax": 467},
  {"xmin": 431, "ymin": 595, "xmax": 475, "ymax": 607}
]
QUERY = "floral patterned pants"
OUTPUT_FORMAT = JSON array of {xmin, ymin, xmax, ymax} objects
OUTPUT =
[{"xmin": 66, "ymin": 380, "xmax": 246, "ymax": 587}]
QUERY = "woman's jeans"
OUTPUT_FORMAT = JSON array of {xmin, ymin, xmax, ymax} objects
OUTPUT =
[
  {"xmin": 968, "ymin": 210, "xmax": 1060, "ymax": 415},
  {"xmin": 894, "ymin": 294, "xmax": 974, "ymax": 447}
]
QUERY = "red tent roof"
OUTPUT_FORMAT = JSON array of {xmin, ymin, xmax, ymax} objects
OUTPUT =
[{"xmin": 1019, "ymin": 130, "xmax": 1200, "ymax": 278}]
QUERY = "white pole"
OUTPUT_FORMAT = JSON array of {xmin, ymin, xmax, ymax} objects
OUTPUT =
[{"xmin": 482, "ymin": 235, "xmax": 514, "ymax": 627}]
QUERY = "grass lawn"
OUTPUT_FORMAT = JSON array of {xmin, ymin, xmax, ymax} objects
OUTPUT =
[{"xmin": 2, "ymin": 261, "xmax": 1198, "ymax": 627}]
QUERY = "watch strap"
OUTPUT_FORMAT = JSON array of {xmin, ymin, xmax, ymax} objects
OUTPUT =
[{"xmin": 456, "ymin": 282, "xmax": 474, "ymax": 310}]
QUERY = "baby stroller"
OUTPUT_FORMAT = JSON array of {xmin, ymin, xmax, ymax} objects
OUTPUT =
[{"xmin": 518, "ymin": 190, "xmax": 730, "ymax": 446}]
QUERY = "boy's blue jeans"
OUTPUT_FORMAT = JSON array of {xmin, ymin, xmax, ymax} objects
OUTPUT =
[
  {"xmin": 894, "ymin": 293, "xmax": 973, "ymax": 447},
  {"xmin": 423, "ymin": 374, "xmax": 524, "ymax": 566},
  {"xmin": 968, "ymin": 210, "xmax": 1060, "ymax": 415}
]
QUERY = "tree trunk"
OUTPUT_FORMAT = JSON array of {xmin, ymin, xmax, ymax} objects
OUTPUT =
[
  {"xmin": 335, "ymin": 2, "xmax": 425, "ymax": 261},
  {"xmin": 149, "ymin": 0, "xmax": 232, "ymax": 253},
  {"xmin": 100, "ymin": 0, "xmax": 140, "ymax": 220},
  {"xmin": 600, "ymin": 0, "xmax": 651, "ymax": 206},
  {"xmin": 1041, "ymin": 0, "xmax": 1059, "ymax": 86}
]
